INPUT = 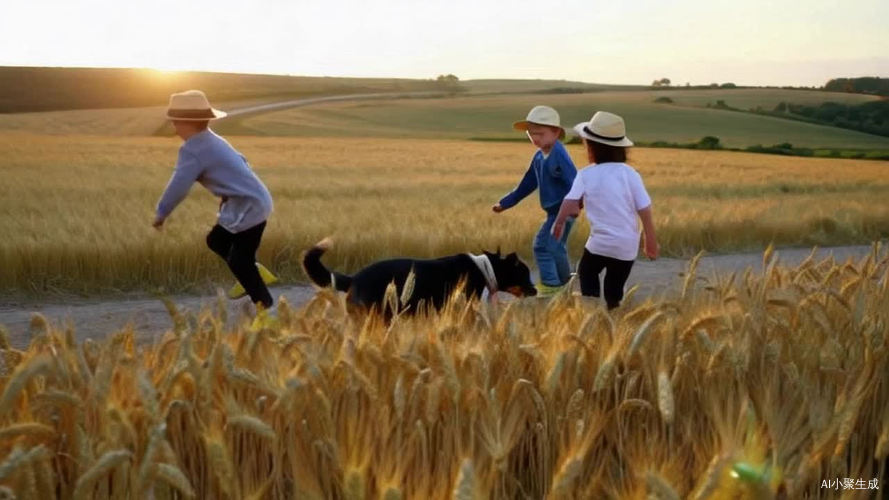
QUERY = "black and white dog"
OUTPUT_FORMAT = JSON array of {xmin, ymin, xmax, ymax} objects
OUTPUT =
[{"xmin": 302, "ymin": 239, "xmax": 537, "ymax": 313}]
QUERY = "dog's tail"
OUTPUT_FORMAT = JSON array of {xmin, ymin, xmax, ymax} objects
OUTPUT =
[{"xmin": 302, "ymin": 238, "xmax": 352, "ymax": 292}]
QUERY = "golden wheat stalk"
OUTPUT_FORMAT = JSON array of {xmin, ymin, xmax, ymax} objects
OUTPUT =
[
  {"xmin": 657, "ymin": 370, "xmax": 675, "ymax": 425},
  {"xmin": 452, "ymin": 458, "xmax": 475, "ymax": 500},
  {"xmin": 154, "ymin": 462, "xmax": 196, "ymax": 498},
  {"xmin": 0, "ymin": 445, "xmax": 51, "ymax": 483},
  {"xmin": 628, "ymin": 311, "xmax": 665, "ymax": 356},
  {"xmin": 73, "ymin": 449, "xmax": 133, "ymax": 500}
]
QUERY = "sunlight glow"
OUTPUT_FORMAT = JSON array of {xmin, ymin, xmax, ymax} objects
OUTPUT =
[{"xmin": 0, "ymin": 0, "xmax": 886, "ymax": 86}]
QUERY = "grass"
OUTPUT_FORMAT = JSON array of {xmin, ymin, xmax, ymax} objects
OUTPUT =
[
  {"xmin": 0, "ymin": 247, "xmax": 886, "ymax": 497},
  {"xmin": 1, "ymin": 133, "xmax": 888, "ymax": 296},
  {"xmin": 218, "ymin": 91, "xmax": 889, "ymax": 149}
]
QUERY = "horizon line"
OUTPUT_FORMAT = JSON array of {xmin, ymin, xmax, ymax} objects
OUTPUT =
[{"xmin": 3, "ymin": 63, "xmax": 885, "ymax": 90}]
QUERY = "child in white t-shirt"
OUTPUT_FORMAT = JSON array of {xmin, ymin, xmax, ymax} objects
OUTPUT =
[{"xmin": 552, "ymin": 111, "xmax": 658, "ymax": 309}]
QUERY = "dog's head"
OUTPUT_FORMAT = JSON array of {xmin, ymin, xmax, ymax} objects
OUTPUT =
[{"xmin": 484, "ymin": 250, "xmax": 537, "ymax": 298}]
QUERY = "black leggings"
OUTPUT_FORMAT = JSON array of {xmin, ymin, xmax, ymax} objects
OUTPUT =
[
  {"xmin": 577, "ymin": 249, "xmax": 634, "ymax": 309},
  {"xmin": 206, "ymin": 221, "xmax": 273, "ymax": 308}
]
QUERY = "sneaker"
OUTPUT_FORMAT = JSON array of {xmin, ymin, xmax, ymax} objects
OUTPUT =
[
  {"xmin": 536, "ymin": 283, "xmax": 566, "ymax": 297},
  {"xmin": 228, "ymin": 263, "xmax": 279, "ymax": 299},
  {"xmin": 249, "ymin": 307, "xmax": 279, "ymax": 331}
]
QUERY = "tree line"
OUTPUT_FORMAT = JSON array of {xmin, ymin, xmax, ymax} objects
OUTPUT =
[
  {"xmin": 824, "ymin": 77, "xmax": 889, "ymax": 97},
  {"xmin": 770, "ymin": 100, "xmax": 889, "ymax": 138}
]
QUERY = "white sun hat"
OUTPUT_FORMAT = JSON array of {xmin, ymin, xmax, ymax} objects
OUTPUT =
[
  {"xmin": 166, "ymin": 90, "xmax": 227, "ymax": 121},
  {"xmin": 513, "ymin": 105, "xmax": 566, "ymax": 139},
  {"xmin": 574, "ymin": 111, "xmax": 634, "ymax": 147}
]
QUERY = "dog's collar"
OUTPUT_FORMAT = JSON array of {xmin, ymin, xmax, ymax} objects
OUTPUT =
[{"xmin": 467, "ymin": 254, "xmax": 498, "ymax": 294}]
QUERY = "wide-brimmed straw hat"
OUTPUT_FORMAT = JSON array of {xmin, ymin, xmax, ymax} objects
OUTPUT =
[
  {"xmin": 573, "ymin": 111, "xmax": 633, "ymax": 147},
  {"xmin": 513, "ymin": 105, "xmax": 566, "ymax": 139},
  {"xmin": 166, "ymin": 90, "xmax": 227, "ymax": 121}
]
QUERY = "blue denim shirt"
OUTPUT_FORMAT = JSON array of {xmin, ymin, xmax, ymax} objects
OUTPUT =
[
  {"xmin": 499, "ymin": 140, "xmax": 577, "ymax": 215},
  {"xmin": 156, "ymin": 129, "xmax": 273, "ymax": 233}
]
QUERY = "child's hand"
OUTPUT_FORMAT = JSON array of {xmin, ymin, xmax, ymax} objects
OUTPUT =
[
  {"xmin": 152, "ymin": 215, "xmax": 166, "ymax": 230},
  {"xmin": 644, "ymin": 239, "xmax": 659, "ymax": 260},
  {"xmin": 551, "ymin": 220, "xmax": 564, "ymax": 240},
  {"xmin": 491, "ymin": 203, "xmax": 505, "ymax": 213}
]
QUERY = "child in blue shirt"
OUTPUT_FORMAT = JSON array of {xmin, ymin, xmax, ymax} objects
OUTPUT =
[{"xmin": 492, "ymin": 106, "xmax": 577, "ymax": 295}]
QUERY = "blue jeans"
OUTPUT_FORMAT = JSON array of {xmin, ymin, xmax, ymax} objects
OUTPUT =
[{"xmin": 534, "ymin": 213, "xmax": 574, "ymax": 286}]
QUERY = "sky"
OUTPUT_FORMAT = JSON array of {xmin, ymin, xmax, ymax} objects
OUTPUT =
[{"xmin": 1, "ymin": 0, "xmax": 887, "ymax": 87}]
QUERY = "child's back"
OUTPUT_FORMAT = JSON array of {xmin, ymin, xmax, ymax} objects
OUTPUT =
[{"xmin": 570, "ymin": 161, "xmax": 650, "ymax": 261}]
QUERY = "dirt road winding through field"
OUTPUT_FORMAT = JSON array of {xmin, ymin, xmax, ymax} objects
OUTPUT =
[
  {"xmin": 1, "ymin": 245, "xmax": 881, "ymax": 350},
  {"xmin": 224, "ymin": 91, "xmax": 448, "ymax": 117}
]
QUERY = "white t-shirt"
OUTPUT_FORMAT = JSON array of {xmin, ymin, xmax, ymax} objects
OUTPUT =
[{"xmin": 564, "ymin": 162, "xmax": 652, "ymax": 261}]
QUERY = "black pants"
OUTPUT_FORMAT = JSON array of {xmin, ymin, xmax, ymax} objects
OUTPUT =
[
  {"xmin": 577, "ymin": 249, "xmax": 634, "ymax": 309},
  {"xmin": 206, "ymin": 221, "xmax": 273, "ymax": 308}
]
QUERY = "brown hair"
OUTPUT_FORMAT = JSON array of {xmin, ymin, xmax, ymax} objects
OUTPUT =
[
  {"xmin": 172, "ymin": 120, "xmax": 210, "ymax": 131},
  {"xmin": 585, "ymin": 139, "xmax": 628, "ymax": 164}
]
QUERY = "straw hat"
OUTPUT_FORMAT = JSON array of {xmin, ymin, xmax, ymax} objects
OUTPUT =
[
  {"xmin": 513, "ymin": 105, "xmax": 566, "ymax": 139},
  {"xmin": 166, "ymin": 90, "xmax": 227, "ymax": 121},
  {"xmin": 573, "ymin": 111, "xmax": 633, "ymax": 147}
]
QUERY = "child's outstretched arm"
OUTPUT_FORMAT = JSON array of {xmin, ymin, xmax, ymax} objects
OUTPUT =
[
  {"xmin": 638, "ymin": 205, "xmax": 659, "ymax": 260},
  {"xmin": 494, "ymin": 164, "xmax": 537, "ymax": 213},
  {"xmin": 153, "ymin": 150, "xmax": 202, "ymax": 229},
  {"xmin": 552, "ymin": 198, "xmax": 581, "ymax": 240}
]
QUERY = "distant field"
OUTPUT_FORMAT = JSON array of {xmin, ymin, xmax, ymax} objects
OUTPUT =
[
  {"xmin": 461, "ymin": 79, "xmax": 644, "ymax": 93},
  {"xmin": 641, "ymin": 88, "xmax": 879, "ymax": 109},
  {"xmin": 2, "ymin": 67, "xmax": 886, "ymax": 151},
  {"xmin": 219, "ymin": 90, "xmax": 889, "ymax": 149},
  {"xmin": 0, "ymin": 97, "xmax": 286, "ymax": 136},
  {"xmin": 1, "ymin": 133, "xmax": 887, "ymax": 295},
  {"xmin": 0, "ymin": 66, "xmax": 447, "ymax": 113}
]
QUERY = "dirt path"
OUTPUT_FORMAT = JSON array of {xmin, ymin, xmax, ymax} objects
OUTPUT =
[
  {"xmin": 224, "ymin": 91, "xmax": 447, "ymax": 117},
  {"xmin": 0, "ymin": 245, "xmax": 881, "ymax": 350}
]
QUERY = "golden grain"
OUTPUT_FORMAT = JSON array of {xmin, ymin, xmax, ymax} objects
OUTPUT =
[
  {"xmin": 657, "ymin": 371, "xmax": 675, "ymax": 425},
  {"xmin": 0, "ymin": 249, "xmax": 885, "ymax": 498}
]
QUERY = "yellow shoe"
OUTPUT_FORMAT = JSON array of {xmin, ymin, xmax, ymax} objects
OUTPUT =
[
  {"xmin": 228, "ymin": 263, "xmax": 279, "ymax": 299},
  {"xmin": 249, "ymin": 308, "xmax": 279, "ymax": 332},
  {"xmin": 536, "ymin": 283, "xmax": 566, "ymax": 298}
]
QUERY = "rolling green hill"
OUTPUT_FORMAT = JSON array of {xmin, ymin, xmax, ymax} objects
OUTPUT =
[
  {"xmin": 216, "ymin": 91, "xmax": 889, "ymax": 150},
  {"xmin": 2, "ymin": 67, "xmax": 886, "ymax": 151}
]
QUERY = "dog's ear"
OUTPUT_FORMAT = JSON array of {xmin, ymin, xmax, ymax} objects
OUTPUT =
[
  {"xmin": 506, "ymin": 252, "xmax": 518, "ymax": 263},
  {"xmin": 496, "ymin": 246, "xmax": 502, "ymax": 257}
]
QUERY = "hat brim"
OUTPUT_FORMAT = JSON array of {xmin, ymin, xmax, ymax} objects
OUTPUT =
[
  {"xmin": 573, "ymin": 123, "xmax": 633, "ymax": 147},
  {"xmin": 166, "ymin": 108, "xmax": 227, "ymax": 121},
  {"xmin": 513, "ymin": 120, "xmax": 566, "ymax": 140}
]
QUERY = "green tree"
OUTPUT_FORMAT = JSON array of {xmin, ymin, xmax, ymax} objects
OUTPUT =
[
  {"xmin": 435, "ymin": 74, "xmax": 461, "ymax": 90},
  {"xmin": 697, "ymin": 136, "xmax": 722, "ymax": 150}
]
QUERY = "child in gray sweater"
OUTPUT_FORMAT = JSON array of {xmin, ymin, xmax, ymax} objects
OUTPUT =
[{"xmin": 153, "ymin": 90, "xmax": 275, "ymax": 308}]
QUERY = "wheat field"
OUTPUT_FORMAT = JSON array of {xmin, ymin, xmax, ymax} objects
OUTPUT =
[
  {"xmin": 0, "ymin": 245, "xmax": 886, "ymax": 498},
  {"xmin": 2, "ymin": 133, "xmax": 888, "ymax": 295},
  {"xmin": 2, "ymin": 133, "xmax": 889, "ymax": 295}
]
